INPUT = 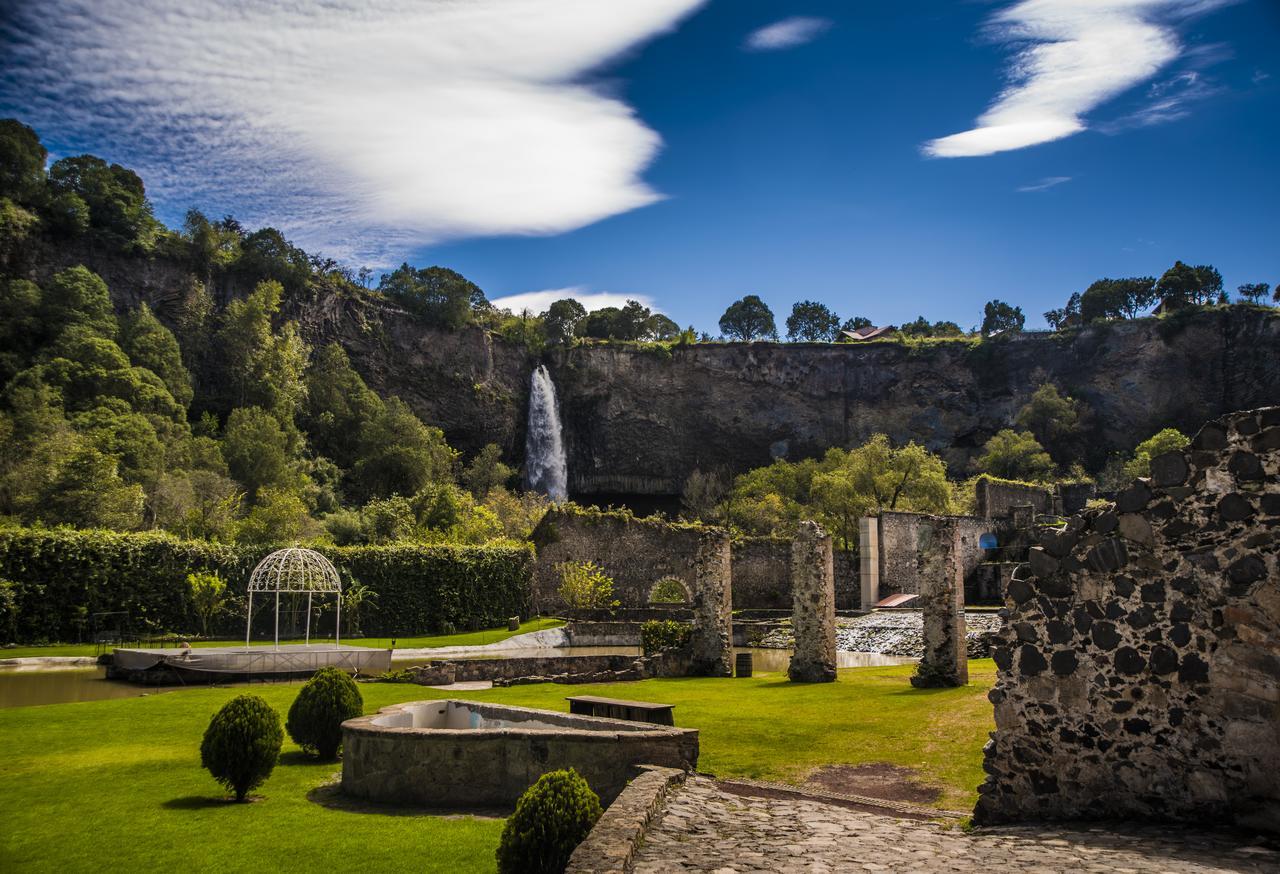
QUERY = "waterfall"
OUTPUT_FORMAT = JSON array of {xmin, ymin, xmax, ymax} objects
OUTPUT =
[{"xmin": 525, "ymin": 364, "xmax": 568, "ymax": 501}]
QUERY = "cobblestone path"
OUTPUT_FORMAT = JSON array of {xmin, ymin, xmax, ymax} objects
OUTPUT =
[{"xmin": 631, "ymin": 777, "xmax": 1278, "ymax": 873}]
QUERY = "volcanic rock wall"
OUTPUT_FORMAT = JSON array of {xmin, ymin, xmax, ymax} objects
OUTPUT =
[{"xmin": 974, "ymin": 408, "xmax": 1280, "ymax": 833}]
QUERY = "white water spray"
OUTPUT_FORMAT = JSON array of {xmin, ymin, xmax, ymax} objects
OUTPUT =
[{"xmin": 525, "ymin": 364, "xmax": 568, "ymax": 501}]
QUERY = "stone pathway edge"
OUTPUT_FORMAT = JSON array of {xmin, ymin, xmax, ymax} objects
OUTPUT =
[{"xmin": 566, "ymin": 765, "xmax": 688, "ymax": 874}]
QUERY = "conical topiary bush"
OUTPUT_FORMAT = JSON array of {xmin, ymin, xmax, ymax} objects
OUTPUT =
[
  {"xmin": 286, "ymin": 666, "xmax": 363, "ymax": 759},
  {"xmin": 200, "ymin": 694, "xmax": 283, "ymax": 802}
]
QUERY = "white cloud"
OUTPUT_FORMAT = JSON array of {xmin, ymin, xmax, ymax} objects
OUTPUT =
[
  {"xmin": 1098, "ymin": 70, "xmax": 1223, "ymax": 132},
  {"xmin": 0, "ymin": 0, "xmax": 706, "ymax": 264},
  {"xmin": 490, "ymin": 288, "xmax": 656, "ymax": 315},
  {"xmin": 923, "ymin": 0, "xmax": 1235, "ymax": 158},
  {"xmin": 744, "ymin": 16, "xmax": 832, "ymax": 51},
  {"xmin": 1017, "ymin": 175, "xmax": 1072, "ymax": 192}
]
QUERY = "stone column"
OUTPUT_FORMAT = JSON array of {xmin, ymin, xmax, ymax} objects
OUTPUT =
[
  {"xmin": 688, "ymin": 530, "xmax": 733, "ymax": 677},
  {"xmin": 858, "ymin": 516, "xmax": 880, "ymax": 611},
  {"xmin": 789, "ymin": 521, "xmax": 837, "ymax": 683},
  {"xmin": 910, "ymin": 517, "xmax": 968, "ymax": 688}
]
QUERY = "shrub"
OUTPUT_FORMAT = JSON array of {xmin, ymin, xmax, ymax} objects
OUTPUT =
[
  {"xmin": 556, "ymin": 560, "xmax": 617, "ymax": 613},
  {"xmin": 641, "ymin": 619, "xmax": 693, "ymax": 655},
  {"xmin": 496, "ymin": 768, "xmax": 602, "ymax": 874},
  {"xmin": 200, "ymin": 694, "xmax": 284, "ymax": 801},
  {"xmin": 286, "ymin": 667, "xmax": 363, "ymax": 759},
  {"xmin": 186, "ymin": 571, "xmax": 227, "ymax": 637}
]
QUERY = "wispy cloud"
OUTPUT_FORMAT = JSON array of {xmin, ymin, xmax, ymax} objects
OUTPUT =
[
  {"xmin": 1017, "ymin": 175, "xmax": 1072, "ymax": 192},
  {"xmin": 744, "ymin": 16, "xmax": 832, "ymax": 52},
  {"xmin": 1097, "ymin": 70, "xmax": 1223, "ymax": 132},
  {"xmin": 0, "ymin": 0, "xmax": 706, "ymax": 264},
  {"xmin": 923, "ymin": 0, "xmax": 1236, "ymax": 158},
  {"xmin": 490, "ymin": 288, "xmax": 657, "ymax": 315}
]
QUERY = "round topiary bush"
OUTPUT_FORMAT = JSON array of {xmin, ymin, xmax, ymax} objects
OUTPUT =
[
  {"xmin": 286, "ymin": 667, "xmax": 363, "ymax": 759},
  {"xmin": 200, "ymin": 694, "xmax": 283, "ymax": 802},
  {"xmin": 496, "ymin": 768, "xmax": 602, "ymax": 874}
]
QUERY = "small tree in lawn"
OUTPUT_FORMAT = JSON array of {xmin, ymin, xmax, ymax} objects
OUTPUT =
[
  {"xmin": 556, "ymin": 561, "xmax": 618, "ymax": 615},
  {"xmin": 187, "ymin": 571, "xmax": 228, "ymax": 638},
  {"xmin": 201, "ymin": 694, "xmax": 283, "ymax": 802},
  {"xmin": 286, "ymin": 667, "xmax": 363, "ymax": 759},
  {"xmin": 497, "ymin": 768, "xmax": 602, "ymax": 874}
]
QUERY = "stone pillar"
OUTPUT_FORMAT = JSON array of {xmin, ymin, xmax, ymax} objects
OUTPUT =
[
  {"xmin": 858, "ymin": 517, "xmax": 880, "ymax": 611},
  {"xmin": 789, "ymin": 521, "xmax": 837, "ymax": 683},
  {"xmin": 688, "ymin": 530, "xmax": 732, "ymax": 677},
  {"xmin": 910, "ymin": 517, "xmax": 968, "ymax": 688}
]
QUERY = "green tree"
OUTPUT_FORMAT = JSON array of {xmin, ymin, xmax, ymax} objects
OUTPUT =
[
  {"xmin": 350, "ymin": 398, "xmax": 457, "ymax": 500},
  {"xmin": 719, "ymin": 295, "xmax": 777, "ymax": 341},
  {"xmin": 1123, "ymin": 428, "xmax": 1189, "ymax": 478},
  {"xmin": 462, "ymin": 443, "xmax": 513, "ymax": 499},
  {"xmin": 217, "ymin": 280, "xmax": 309, "ymax": 425},
  {"xmin": 541, "ymin": 298, "xmax": 586, "ymax": 345},
  {"xmin": 286, "ymin": 667, "xmax": 363, "ymax": 759},
  {"xmin": 786, "ymin": 300, "xmax": 840, "ymax": 342},
  {"xmin": 38, "ymin": 444, "xmax": 145, "ymax": 529},
  {"xmin": 577, "ymin": 300, "xmax": 654, "ymax": 341},
  {"xmin": 0, "ymin": 119, "xmax": 47, "ymax": 204},
  {"xmin": 1155, "ymin": 261, "xmax": 1223, "ymax": 309},
  {"xmin": 840, "ymin": 316, "xmax": 872, "ymax": 333},
  {"xmin": 221, "ymin": 406, "xmax": 294, "ymax": 497},
  {"xmin": 47, "ymin": 154, "xmax": 159, "ymax": 249},
  {"xmin": 187, "ymin": 572, "xmax": 228, "ymax": 637},
  {"xmin": 1080, "ymin": 277, "xmax": 1156, "ymax": 321},
  {"xmin": 809, "ymin": 436, "xmax": 952, "ymax": 549},
  {"xmin": 1237, "ymin": 282, "xmax": 1271, "ymax": 304},
  {"xmin": 40, "ymin": 265, "xmax": 117, "ymax": 340},
  {"xmin": 644, "ymin": 312, "xmax": 681, "ymax": 341},
  {"xmin": 43, "ymin": 191, "xmax": 91, "ymax": 237},
  {"xmin": 0, "ymin": 278, "xmax": 43, "ymax": 382},
  {"xmin": 233, "ymin": 486, "xmax": 314, "ymax": 544},
  {"xmin": 557, "ymin": 561, "xmax": 618, "ymax": 613},
  {"xmin": 974, "ymin": 429, "xmax": 1055, "ymax": 481},
  {"xmin": 200, "ymin": 695, "xmax": 283, "ymax": 802},
  {"xmin": 981, "ymin": 300, "xmax": 1024, "ymax": 335},
  {"xmin": 301, "ymin": 343, "xmax": 383, "ymax": 469},
  {"xmin": 1015, "ymin": 382, "xmax": 1083, "ymax": 464},
  {"xmin": 234, "ymin": 227, "xmax": 312, "ymax": 293},
  {"xmin": 119, "ymin": 304, "xmax": 194, "ymax": 409},
  {"xmin": 1044, "ymin": 292, "xmax": 1082, "ymax": 332},
  {"xmin": 378, "ymin": 264, "xmax": 488, "ymax": 328}
]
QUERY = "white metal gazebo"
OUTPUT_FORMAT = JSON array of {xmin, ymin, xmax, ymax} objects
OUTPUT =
[{"xmin": 245, "ymin": 547, "xmax": 343, "ymax": 649}]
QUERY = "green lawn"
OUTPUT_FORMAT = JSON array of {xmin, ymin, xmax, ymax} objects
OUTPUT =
[
  {"xmin": 0, "ymin": 660, "xmax": 995, "ymax": 873},
  {"xmin": 0, "ymin": 617, "xmax": 564, "ymax": 658}
]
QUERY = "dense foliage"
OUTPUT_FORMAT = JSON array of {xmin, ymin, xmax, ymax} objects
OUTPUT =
[
  {"xmin": 200, "ymin": 694, "xmax": 284, "ymax": 802},
  {"xmin": 556, "ymin": 560, "xmax": 618, "ymax": 613},
  {"xmin": 0, "ymin": 527, "xmax": 533, "ymax": 642},
  {"xmin": 641, "ymin": 619, "xmax": 693, "ymax": 654},
  {"xmin": 285, "ymin": 667, "xmax": 363, "ymax": 759},
  {"xmin": 496, "ymin": 768, "xmax": 602, "ymax": 874}
]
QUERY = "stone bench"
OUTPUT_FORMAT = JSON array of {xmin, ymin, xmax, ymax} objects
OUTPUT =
[{"xmin": 566, "ymin": 695, "xmax": 675, "ymax": 726}]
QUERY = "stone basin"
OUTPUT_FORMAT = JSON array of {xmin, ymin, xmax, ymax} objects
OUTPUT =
[{"xmin": 340, "ymin": 699, "xmax": 698, "ymax": 807}]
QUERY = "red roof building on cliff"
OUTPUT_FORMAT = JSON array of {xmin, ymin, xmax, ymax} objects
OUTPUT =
[{"xmin": 840, "ymin": 325, "xmax": 893, "ymax": 341}]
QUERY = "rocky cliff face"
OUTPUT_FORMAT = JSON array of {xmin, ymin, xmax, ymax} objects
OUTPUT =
[
  {"xmin": 16, "ymin": 242, "xmax": 1280, "ymax": 494},
  {"xmin": 549, "ymin": 310, "xmax": 1280, "ymax": 495}
]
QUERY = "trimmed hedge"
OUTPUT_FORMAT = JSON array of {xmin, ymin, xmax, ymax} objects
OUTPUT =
[{"xmin": 0, "ymin": 528, "xmax": 533, "ymax": 642}]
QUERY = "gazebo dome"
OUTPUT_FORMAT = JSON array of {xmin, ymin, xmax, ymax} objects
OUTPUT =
[{"xmin": 248, "ymin": 547, "xmax": 342, "ymax": 594}]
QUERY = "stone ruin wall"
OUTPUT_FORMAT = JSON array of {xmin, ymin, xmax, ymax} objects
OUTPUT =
[
  {"xmin": 975, "ymin": 407, "xmax": 1280, "ymax": 833},
  {"xmin": 877, "ymin": 512, "xmax": 990, "ymax": 597},
  {"xmin": 532, "ymin": 512, "xmax": 857, "ymax": 613},
  {"xmin": 788, "ymin": 521, "xmax": 837, "ymax": 683},
  {"xmin": 975, "ymin": 477, "xmax": 1056, "ymax": 519}
]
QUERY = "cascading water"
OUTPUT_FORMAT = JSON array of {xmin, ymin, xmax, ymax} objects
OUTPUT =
[{"xmin": 525, "ymin": 364, "xmax": 568, "ymax": 501}]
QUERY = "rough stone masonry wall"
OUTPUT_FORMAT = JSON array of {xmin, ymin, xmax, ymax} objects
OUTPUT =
[
  {"xmin": 975, "ymin": 407, "xmax": 1280, "ymax": 833},
  {"xmin": 877, "ymin": 512, "xmax": 989, "ymax": 596},
  {"xmin": 908, "ymin": 516, "xmax": 968, "ymax": 688},
  {"xmin": 788, "ymin": 521, "xmax": 837, "ymax": 683},
  {"xmin": 731, "ymin": 537, "xmax": 859, "ymax": 611}
]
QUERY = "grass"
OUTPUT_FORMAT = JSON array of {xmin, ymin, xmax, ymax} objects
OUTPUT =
[
  {"xmin": 0, "ymin": 617, "xmax": 564, "ymax": 658},
  {"xmin": 0, "ymin": 660, "xmax": 994, "ymax": 872}
]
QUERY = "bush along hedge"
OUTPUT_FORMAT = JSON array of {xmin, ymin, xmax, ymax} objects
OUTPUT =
[
  {"xmin": 496, "ymin": 768, "xmax": 602, "ymax": 874},
  {"xmin": 640, "ymin": 619, "xmax": 693, "ymax": 655},
  {"xmin": 0, "ymin": 527, "xmax": 533, "ymax": 642},
  {"xmin": 286, "ymin": 667, "xmax": 363, "ymax": 759}
]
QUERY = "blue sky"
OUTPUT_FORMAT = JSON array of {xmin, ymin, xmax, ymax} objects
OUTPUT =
[{"xmin": 2, "ymin": 0, "xmax": 1277, "ymax": 331}]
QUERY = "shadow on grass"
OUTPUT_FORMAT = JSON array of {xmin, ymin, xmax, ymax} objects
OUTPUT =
[
  {"xmin": 279, "ymin": 750, "xmax": 337, "ymax": 767},
  {"xmin": 306, "ymin": 780, "xmax": 508, "ymax": 820},
  {"xmin": 162, "ymin": 795, "xmax": 254, "ymax": 809}
]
